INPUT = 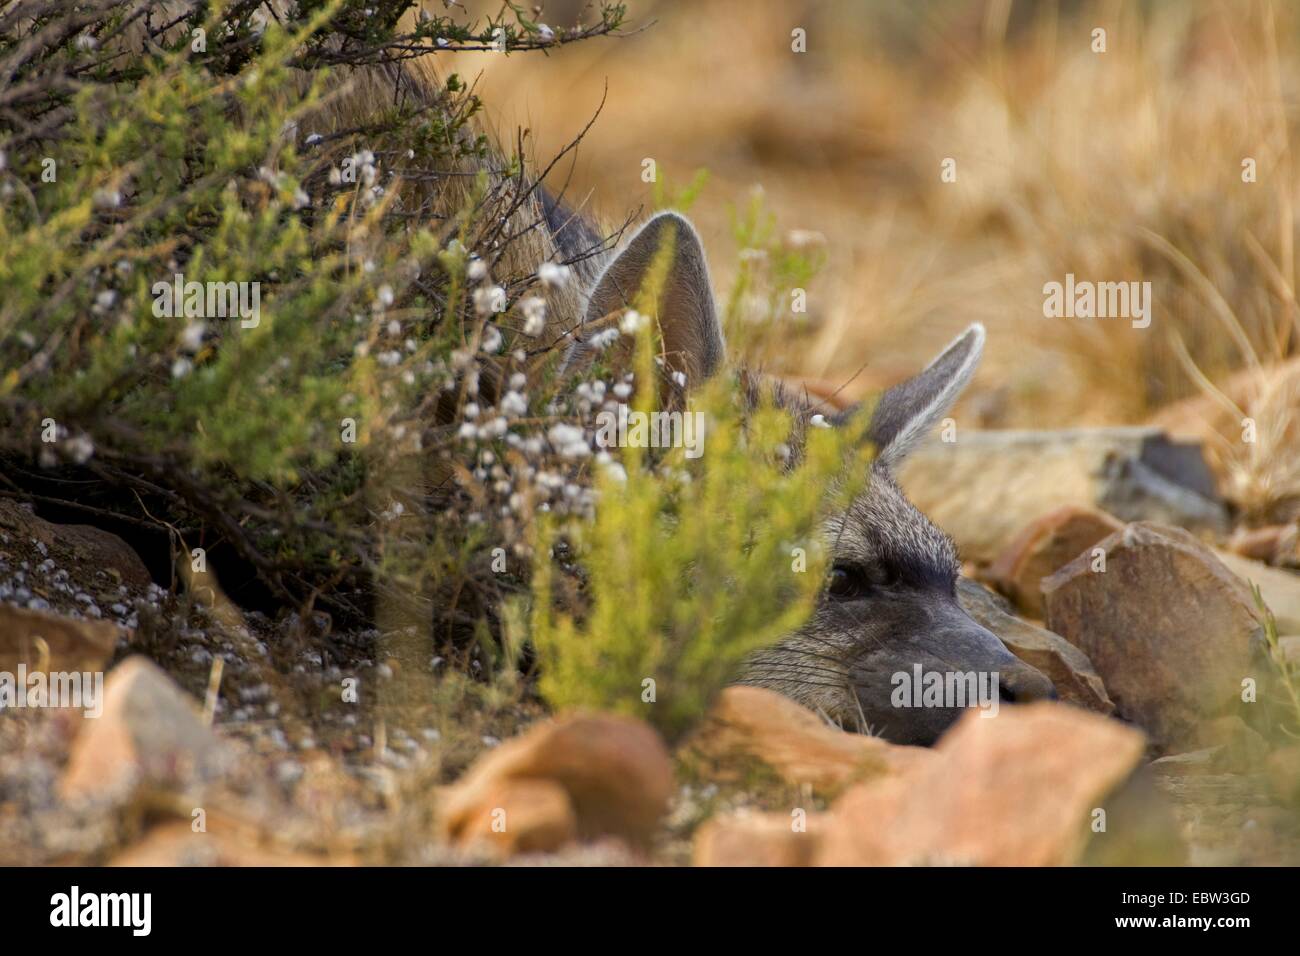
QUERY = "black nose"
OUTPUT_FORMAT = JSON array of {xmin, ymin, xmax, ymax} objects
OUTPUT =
[{"xmin": 999, "ymin": 666, "xmax": 1058, "ymax": 704}]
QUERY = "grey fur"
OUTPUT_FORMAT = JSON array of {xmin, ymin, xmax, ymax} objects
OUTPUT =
[
  {"xmin": 858, "ymin": 325, "xmax": 985, "ymax": 470},
  {"xmin": 539, "ymin": 187, "xmax": 606, "ymax": 265},
  {"xmin": 563, "ymin": 211, "xmax": 725, "ymax": 385}
]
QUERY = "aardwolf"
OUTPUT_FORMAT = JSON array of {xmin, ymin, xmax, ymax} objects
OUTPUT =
[
  {"xmin": 558, "ymin": 209, "xmax": 1057, "ymax": 745},
  {"xmin": 117, "ymin": 5, "xmax": 1055, "ymax": 744}
]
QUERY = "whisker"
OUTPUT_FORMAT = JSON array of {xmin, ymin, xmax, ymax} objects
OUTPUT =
[
  {"xmin": 743, "ymin": 659, "xmax": 847, "ymax": 681},
  {"xmin": 742, "ymin": 672, "xmax": 850, "ymax": 693}
]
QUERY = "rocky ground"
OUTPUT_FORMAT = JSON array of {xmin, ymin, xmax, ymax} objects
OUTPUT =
[{"xmin": 2, "ymin": 418, "xmax": 1300, "ymax": 866}]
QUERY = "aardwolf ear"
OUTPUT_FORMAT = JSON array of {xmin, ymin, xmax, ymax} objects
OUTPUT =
[
  {"xmin": 852, "ymin": 323, "xmax": 985, "ymax": 471},
  {"xmin": 569, "ymin": 211, "xmax": 724, "ymax": 385}
]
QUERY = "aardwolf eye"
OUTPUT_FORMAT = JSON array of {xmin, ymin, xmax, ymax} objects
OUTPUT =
[{"xmin": 827, "ymin": 563, "xmax": 899, "ymax": 600}]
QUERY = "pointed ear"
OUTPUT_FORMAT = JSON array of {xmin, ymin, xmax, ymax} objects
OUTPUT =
[
  {"xmin": 568, "ymin": 211, "xmax": 725, "ymax": 385},
  {"xmin": 854, "ymin": 323, "xmax": 985, "ymax": 471}
]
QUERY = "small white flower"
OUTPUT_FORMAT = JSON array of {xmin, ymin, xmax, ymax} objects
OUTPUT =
[
  {"xmin": 501, "ymin": 390, "xmax": 527, "ymax": 417},
  {"xmin": 467, "ymin": 258, "xmax": 488, "ymax": 281},
  {"xmin": 619, "ymin": 309, "xmax": 647, "ymax": 334},
  {"xmin": 64, "ymin": 434, "xmax": 95, "ymax": 465},
  {"xmin": 537, "ymin": 24, "xmax": 555, "ymax": 43},
  {"xmin": 171, "ymin": 357, "xmax": 193, "ymax": 379},
  {"xmin": 537, "ymin": 261, "xmax": 571, "ymax": 288},
  {"xmin": 519, "ymin": 296, "xmax": 546, "ymax": 336},
  {"xmin": 473, "ymin": 285, "xmax": 506, "ymax": 316},
  {"xmin": 180, "ymin": 322, "xmax": 206, "ymax": 353},
  {"xmin": 786, "ymin": 228, "xmax": 827, "ymax": 249},
  {"xmin": 810, "ymin": 414, "xmax": 831, "ymax": 429},
  {"xmin": 547, "ymin": 423, "xmax": 589, "ymax": 459},
  {"xmin": 480, "ymin": 325, "xmax": 503, "ymax": 354}
]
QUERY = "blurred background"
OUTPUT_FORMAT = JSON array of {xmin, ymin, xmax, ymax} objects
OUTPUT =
[{"xmin": 438, "ymin": 0, "xmax": 1300, "ymax": 520}]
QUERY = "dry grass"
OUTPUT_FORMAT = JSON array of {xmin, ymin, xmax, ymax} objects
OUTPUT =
[{"xmin": 439, "ymin": 0, "xmax": 1300, "ymax": 518}]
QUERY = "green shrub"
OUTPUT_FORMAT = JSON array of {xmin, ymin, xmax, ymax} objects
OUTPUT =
[
  {"xmin": 0, "ymin": 1, "xmax": 623, "ymax": 628},
  {"xmin": 530, "ymin": 242, "xmax": 871, "ymax": 739}
]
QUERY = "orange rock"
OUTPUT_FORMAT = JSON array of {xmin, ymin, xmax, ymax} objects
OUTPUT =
[
  {"xmin": 1214, "ymin": 548, "xmax": 1300, "ymax": 634},
  {"xmin": 816, "ymin": 702, "xmax": 1146, "ymax": 866},
  {"xmin": 439, "ymin": 713, "xmax": 672, "ymax": 851},
  {"xmin": 1265, "ymin": 745, "xmax": 1300, "ymax": 805},
  {"xmin": 958, "ymin": 579, "xmax": 1113, "ymax": 714},
  {"xmin": 0, "ymin": 498, "xmax": 152, "ymax": 591},
  {"xmin": 444, "ymin": 778, "xmax": 577, "ymax": 856},
  {"xmin": 1276, "ymin": 524, "xmax": 1300, "ymax": 568},
  {"xmin": 0, "ymin": 603, "xmax": 122, "ymax": 675},
  {"xmin": 686, "ymin": 685, "xmax": 933, "ymax": 795},
  {"xmin": 1043, "ymin": 523, "xmax": 1264, "ymax": 749},
  {"xmin": 984, "ymin": 506, "xmax": 1123, "ymax": 618},
  {"xmin": 1279, "ymin": 636, "xmax": 1300, "ymax": 665},
  {"xmin": 694, "ymin": 810, "xmax": 821, "ymax": 866},
  {"xmin": 110, "ymin": 822, "xmax": 344, "ymax": 866},
  {"xmin": 60, "ymin": 656, "xmax": 227, "ymax": 803},
  {"xmin": 1228, "ymin": 525, "xmax": 1286, "ymax": 562}
]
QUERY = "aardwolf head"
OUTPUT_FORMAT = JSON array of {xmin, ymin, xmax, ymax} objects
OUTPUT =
[{"xmin": 563, "ymin": 209, "xmax": 1056, "ymax": 745}]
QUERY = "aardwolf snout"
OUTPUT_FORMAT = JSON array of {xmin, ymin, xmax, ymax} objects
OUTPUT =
[
  {"xmin": 841, "ymin": 595, "xmax": 1058, "ymax": 744},
  {"xmin": 998, "ymin": 657, "xmax": 1058, "ymax": 704}
]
